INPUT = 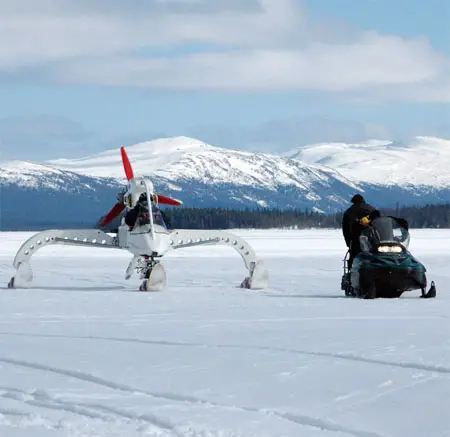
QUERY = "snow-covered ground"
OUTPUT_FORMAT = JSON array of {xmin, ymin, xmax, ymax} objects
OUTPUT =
[{"xmin": 0, "ymin": 229, "xmax": 449, "ymax": 437}]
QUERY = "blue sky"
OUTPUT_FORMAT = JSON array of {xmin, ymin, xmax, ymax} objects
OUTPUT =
[{"xmin": 0, "ymin": 0, "xmax": 449, "ymax": 160}]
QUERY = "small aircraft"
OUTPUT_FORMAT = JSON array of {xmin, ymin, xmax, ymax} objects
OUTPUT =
[{"xmin": 7, "ymin": 147, "xmax": 269, "ymax": 291}]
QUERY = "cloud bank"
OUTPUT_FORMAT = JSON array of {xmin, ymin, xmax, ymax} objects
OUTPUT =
[{"xmin": 0, "ymin": 0, "xmax": 449, "ymax": 101}]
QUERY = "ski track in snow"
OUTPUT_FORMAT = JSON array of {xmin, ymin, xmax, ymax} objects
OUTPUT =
[
  {"xmin": 0, "ymin": 356, "xmax": 387, "ymax": 437},
  {"xmin": 1, "ymin": 332, "xmax": 449, "ymax": 375},
  {"xmin": 0, "ymin": 229, "xmax": 449, "ymax": 437},
  {"xmin": 0, "ymin": 384, "xmax": 178, "ymax": 434}
]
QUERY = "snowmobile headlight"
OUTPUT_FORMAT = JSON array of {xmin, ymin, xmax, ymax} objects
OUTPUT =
[{"xmin": 377, "ymin": 245, "xmax": 403, "ymax": 253}]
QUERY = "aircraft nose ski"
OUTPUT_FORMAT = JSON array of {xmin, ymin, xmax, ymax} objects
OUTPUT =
[{"xmin": 139, "ymin": 262, "xmax": 167, "ymax": 292}]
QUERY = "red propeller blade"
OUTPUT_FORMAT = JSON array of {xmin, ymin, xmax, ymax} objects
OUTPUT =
[
  {"xmin": 99, "ymin": 202, "xmax": 125, "ymax": 227},
  {"xmin": 156, "ymin": 194, "xmax": 183, "ymax": 206},
  {"xmin": 121, "ymin": 146, "xmax": 134, "ymax": 181}
]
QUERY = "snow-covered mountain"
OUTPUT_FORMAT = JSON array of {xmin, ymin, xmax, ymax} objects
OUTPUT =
[
  {"xmin": 2, "ymin": 135, "xmax": 450, "ymax": 229},
  {"xmin": 48, "ymin": 136, "xmax": 363, "ymax": 210},
  {"xmin": 1, "ymin": 136, "xmax": 366, "ymax": 229},
  {"xmin": 0, "ymin": 160, "xmax": 119, "ymax": 191},
  {"xmin": 48, "ymin": 137, "xmax": 214, "ymax": 180},
  {"xmin": 0, "ymin": 161, "xmax": 121, "ymax": 229},
  {"xmin": 283, "ymin": 136, "xmax": 450, "ymax": 188},
  {"xmin": 48, "ymin": 136, "xmax": 357, "ymax": 191}
]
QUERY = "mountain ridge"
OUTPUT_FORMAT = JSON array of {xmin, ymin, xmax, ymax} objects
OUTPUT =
[
  {"xmin": 45, "ymin": 135, "xmax": 366, "ymax": 212},
  {"xmin": 283, "ymin": 136, "xmax": 450, "ymax": 187},
  {"xmin": 2, "ymin": 135, "xmax": 450, "ymax": 229}
]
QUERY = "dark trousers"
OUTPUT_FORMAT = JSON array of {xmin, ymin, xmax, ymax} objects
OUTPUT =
[{"xmin": 347, "ymin": 240, "xmax": 361, "ymax": 270}]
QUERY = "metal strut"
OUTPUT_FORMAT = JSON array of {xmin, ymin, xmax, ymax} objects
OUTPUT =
[
  {"xmin": 167, "ymin": 229, "xmax": 269, "ymax": 289},
  {"xmin": 169, "ymin": 230, "xmax": 258, "ymax": 269},
  {"xmin": 8, "ymin": 229, "xmax": 121, "ymax": 288},
  {"xmin": 12, "ymin": 229, "xmax": 120, "ymax": 269}
]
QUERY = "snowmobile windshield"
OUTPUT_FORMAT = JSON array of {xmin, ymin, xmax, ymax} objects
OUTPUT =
[
  {"xmin": 360, "ymin": 217, "xmax": 410, "ymax": 251},
  {"xmin": 371, "ymin": 217, "xmax": 395, "ymax": 241}
]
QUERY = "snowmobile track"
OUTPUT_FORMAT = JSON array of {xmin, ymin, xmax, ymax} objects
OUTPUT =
[
  {"xmin": 0, "ymin": 356, "xmax": 386, "ymax": 437},
  {"xmin": 0, "ymin": 384, "xmax": 179, "ymax": 435},
  {"xmin": 2, "ymin": 332, "xmax": 449, "ymax": 376}
]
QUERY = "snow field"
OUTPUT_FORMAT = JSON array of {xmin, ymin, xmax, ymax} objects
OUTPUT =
[{"xmin": 0, "ymin": 229, "xmax": 449, "ymax": 437}]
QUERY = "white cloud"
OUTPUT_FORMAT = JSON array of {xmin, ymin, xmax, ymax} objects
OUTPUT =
[
  {"xmin": 0, "ymin": 0, "xmax": 302, "ymax": 67},
  {"xmin": 51, "ymin": 34, "xmax": 447, "ymax": 94},
  {"xmin": 0, "ymin": 0, "xmax": 449, "ymax": 100}
]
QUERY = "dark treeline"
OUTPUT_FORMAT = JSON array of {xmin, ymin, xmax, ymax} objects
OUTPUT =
[
  {"xmin": 3, "ymin": 203, "xmax": 450, "ymax": 231},
  {"xmin": 162, "ymin": 207, "xmax": 342, "ymax": 229},
  {"xmin": 381, "ymin": 203, "xmax": 450, "ymax": 228},
  {"xmin": 162, "ymin": 203, "xmax": 450, "ymax": 230}
]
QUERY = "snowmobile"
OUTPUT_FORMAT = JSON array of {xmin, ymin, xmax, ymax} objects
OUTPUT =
[
  {"xmin": 7, "ymin": 147, "xmax": 269, "ymax": 292},
  {"xmin": 341, "ymin": 216, "xmax": 436, "ymax": 299}
]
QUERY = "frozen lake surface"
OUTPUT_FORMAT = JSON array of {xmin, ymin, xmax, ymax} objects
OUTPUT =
[{"xmin": 0, "ymin": 229, "xmax": 449, "ymax": 437}]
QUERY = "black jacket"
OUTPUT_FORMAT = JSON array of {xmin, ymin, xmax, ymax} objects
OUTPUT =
[
  {"xmin": 342, "ymin": 202, "xmax": 377, "ymax": 247},
  {"xmin": 125, "ymin": 201, "xmax": 149, "ymax": 228}
]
